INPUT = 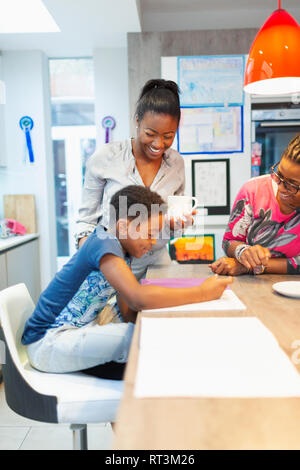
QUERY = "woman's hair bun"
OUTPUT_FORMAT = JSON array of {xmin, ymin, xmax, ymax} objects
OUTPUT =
[
  {"xmin": 136, "ymin": 79, "xmax": 181, "ymax": 123},
  {"xmin": 139, "ymin": 79, "xmax": 180, "ymax": 101}
]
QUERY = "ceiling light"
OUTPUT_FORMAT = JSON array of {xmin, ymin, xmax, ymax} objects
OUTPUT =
[
  {"xmin": 244, "ymin": 1, "xmax": 300, "ymax": 95},
  {"xmin": 0, "ymin": 0, "xmax": 60, "ymax": 33}
]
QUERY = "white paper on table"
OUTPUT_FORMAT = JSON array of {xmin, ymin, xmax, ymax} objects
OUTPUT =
[
  {"xmin": 134, "ymin": 317, "xmax": 300, "ymax": 398},
  {"xmin": 141, "ymin": 288, "xmax": 246, "ymax": 313}
]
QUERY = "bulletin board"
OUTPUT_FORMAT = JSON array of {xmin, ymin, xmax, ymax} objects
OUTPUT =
[
  {"xmin": 191, "ymin": 159, "xmax": 230, "ymax": 215},
  {"xmin": 177, "ymin": 55, "xmax": 244, "ymax": 155},
  {"xmin": 178, "ymin": 55, "xmax": 245, "ymax": 107},
  {"xmin": 161, "ymin": 54, "xmax": 251, "ymax": 226},
  {"xmin": 178, "ymin": 106, "xmax": 243, "ymax": 154}
]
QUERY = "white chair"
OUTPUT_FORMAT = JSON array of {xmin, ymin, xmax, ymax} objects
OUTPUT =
[{"xmin": 0, "ymin": 283, "xmax": 124, "ymax": 450}]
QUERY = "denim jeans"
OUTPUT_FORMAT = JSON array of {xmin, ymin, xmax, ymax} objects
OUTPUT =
[{"xmin": 27, "ymin": 319, "xmax": 135, "ymax": 374}]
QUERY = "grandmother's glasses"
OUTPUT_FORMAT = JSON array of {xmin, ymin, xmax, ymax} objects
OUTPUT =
[{"xmin": 270, "ymin": 162, "xmax": 300, "ymax": 195}]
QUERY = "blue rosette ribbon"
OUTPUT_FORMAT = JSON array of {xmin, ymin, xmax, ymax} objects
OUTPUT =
[
  {"xmin": 19, "ymin": 116, "xmax": 34, "ymax": 163},
  {"xmin": 102, "ymin": 116, "xmax": 116, "ymax": 143}
]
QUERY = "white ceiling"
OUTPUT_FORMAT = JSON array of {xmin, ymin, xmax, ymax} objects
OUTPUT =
[
  {"xmin": 0, "ymin": 0, "xmax": 142, "ymax": 56},
  {"xmin": 0, "ymin": 0, "xmax": 300, "ymax": 56}
]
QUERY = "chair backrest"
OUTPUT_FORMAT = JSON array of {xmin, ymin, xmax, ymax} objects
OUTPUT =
[
  {"xmin": 0, "ymin": 283, "xmax": 35, "ymax": 370},
  {"xmin": 0, "ymin": 284, "xmax": 58, "ymax": 423}
]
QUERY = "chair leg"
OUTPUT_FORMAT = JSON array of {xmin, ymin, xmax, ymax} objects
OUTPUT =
[{"xmin": 70, "ymin": 424, "xmax": 88, "ymax": 450}]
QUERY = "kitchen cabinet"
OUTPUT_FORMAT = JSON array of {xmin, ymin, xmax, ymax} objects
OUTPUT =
[
  {"xmin": 0, "ymin": 253, "xmax": 5, "ymax": 383},
  {"xmin": 0, "ymin": 235, "xmax": 40, "ymax": 304},
  {"xmin": 0, "ymin": 235, "xmax": 40, "ymax": 382},
  {"xmin": 0, "ymin": 253, "xmax": 7, "ymax": 291}
]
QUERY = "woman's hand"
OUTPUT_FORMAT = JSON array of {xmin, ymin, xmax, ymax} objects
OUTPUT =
[
  {"xmin": 199, "ymin": 274, "xmax": 234, "ymax": 301},
  {"xmin": 168, "ymin": 210, "xmax": 197, "ymax": 231},
  {"xmin": 209, "ymin": 257, "xmax": 249, "ymax": 276},
  {"xmin": 238, "ymin": 245, "xmax": 270, "ymax": 271}
]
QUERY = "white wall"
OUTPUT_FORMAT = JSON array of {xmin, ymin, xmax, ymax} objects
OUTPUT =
[
  {"xmin": 93, "ymin": 47, "xmax": 130, "ymax": 146},
  {"xmin": 142, "ymin": 6, "xmax": 300, "ymax": 33},
  {"xmin": 0, "ymin": 50, "xmax": 56, "ymax": 289},
  {"xmin": 0, "ymin": 53, "xmax": 6, "ymax": 167}
]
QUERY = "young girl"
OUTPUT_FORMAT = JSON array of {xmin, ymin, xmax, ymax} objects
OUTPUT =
[{"xmin": 23, "ymin": 186, "xmax": 232, "ymax": 377}]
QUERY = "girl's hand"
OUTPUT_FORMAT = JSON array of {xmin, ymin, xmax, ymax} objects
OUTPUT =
[
  {"xmin": 209, "ymin": 257, "xmax": 249, "ymax": 276},
  {"xmin": 199, "ymin": 274, "xmax": 234, "ymax": 302}
]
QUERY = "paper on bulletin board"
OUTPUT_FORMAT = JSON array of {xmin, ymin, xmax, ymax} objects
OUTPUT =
[
  {"xmin": 178, "ymin": 55, "xmax": 244, "ymax": 107},
  {"xmin": 178, "ymin": 106, "xmax": 242, "ymax": 154}
]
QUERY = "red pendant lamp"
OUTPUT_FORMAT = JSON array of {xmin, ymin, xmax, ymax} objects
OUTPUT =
[{"xmin": 244, "ymin": 1, "xmax": 300, "ymax": 95}]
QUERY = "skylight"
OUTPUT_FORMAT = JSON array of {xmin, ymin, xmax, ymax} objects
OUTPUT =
[{"xmin": 0, "ymin": 0, "xmax": 60, "ymax": 33}]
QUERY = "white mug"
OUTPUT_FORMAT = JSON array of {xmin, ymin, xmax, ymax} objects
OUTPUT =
[{"xmin": 168, "ymin": 195, "xmax": 198, "ymax": 219}]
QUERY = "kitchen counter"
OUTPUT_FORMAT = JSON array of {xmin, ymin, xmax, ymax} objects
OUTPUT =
[
  {"xmin": 0, "ymin": 233, "xmax": 39, "ymax": 253},
  {"xmin": 0, "ymin": 234, "xmax": 40, "ymax": 385}
]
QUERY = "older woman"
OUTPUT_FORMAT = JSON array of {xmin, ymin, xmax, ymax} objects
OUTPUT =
[{"xmin": 210, "ymin": 134, "xmax": 300, "ymax": 276}]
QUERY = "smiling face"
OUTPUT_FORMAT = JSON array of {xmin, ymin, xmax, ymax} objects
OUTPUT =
[
  {"xmin": 118, "ymin": 213, "xmax": 164, "ymax": 258},
  {"xmin": 134, "ymin": 111, "xmax": 178, "ymax": 162},
  {"xmin": 275, "ymin": 157, "xmax": 300, "ymax": 214}
]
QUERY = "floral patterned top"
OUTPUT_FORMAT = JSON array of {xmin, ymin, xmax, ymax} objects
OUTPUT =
[
  {"xmin": 22, "ymin": 226, "xmax": 129, "ymax": 345},
  {"xmin": 223, "ymin": 175, "xmax": 300, "ymax": 274}
]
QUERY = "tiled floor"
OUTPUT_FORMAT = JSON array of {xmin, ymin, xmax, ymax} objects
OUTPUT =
[{"xmin": 0, "ymin": 382, "xmax": 114, "ymax": 450}]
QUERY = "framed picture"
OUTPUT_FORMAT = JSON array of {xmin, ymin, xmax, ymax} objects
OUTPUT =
[
  {"xmin": 192, "ymin": 158, "xmax": 230, "ymax": 215},
  {"xmin": 169, "ymin": 234, "xmax": 215, "ymax": 264}
]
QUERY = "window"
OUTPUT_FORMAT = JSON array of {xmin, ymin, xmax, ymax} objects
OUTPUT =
[{"xmin": 49, "ymin": 58, "xmax": 96, "ymax": 269}]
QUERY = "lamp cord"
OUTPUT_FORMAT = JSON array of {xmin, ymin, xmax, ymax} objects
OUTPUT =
[{"xmin": 278, "ymin": 0, "xmax": 281, "ymax": 9}]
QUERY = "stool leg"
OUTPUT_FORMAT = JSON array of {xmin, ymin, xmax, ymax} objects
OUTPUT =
[{"xmin": 70, "ymin": 424, "xmax": 88, "ymax": 450}]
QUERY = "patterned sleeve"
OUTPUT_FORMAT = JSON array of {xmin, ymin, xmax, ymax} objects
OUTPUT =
[
  {"xmin": 287, "ymin": 256, "xmax": 300, "ymax": 274},
  {"xmin": 222, "ymin": 184, "xmax": 253, "ymax": 255}
]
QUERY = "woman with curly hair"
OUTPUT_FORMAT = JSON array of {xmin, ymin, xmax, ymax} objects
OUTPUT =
[{"xmin": 210, "ymin": 134, "xmax": 300, "ymax": 276}]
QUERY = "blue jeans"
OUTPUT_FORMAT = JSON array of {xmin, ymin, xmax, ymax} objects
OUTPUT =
[{"xmin": 27, "ymin": 319, "xmax": 134, "ymax": 374}]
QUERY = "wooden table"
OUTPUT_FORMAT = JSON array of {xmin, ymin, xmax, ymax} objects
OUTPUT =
[{"xmin": 113, "ymin": 263, "xmax": 300, "ymax": 450}]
